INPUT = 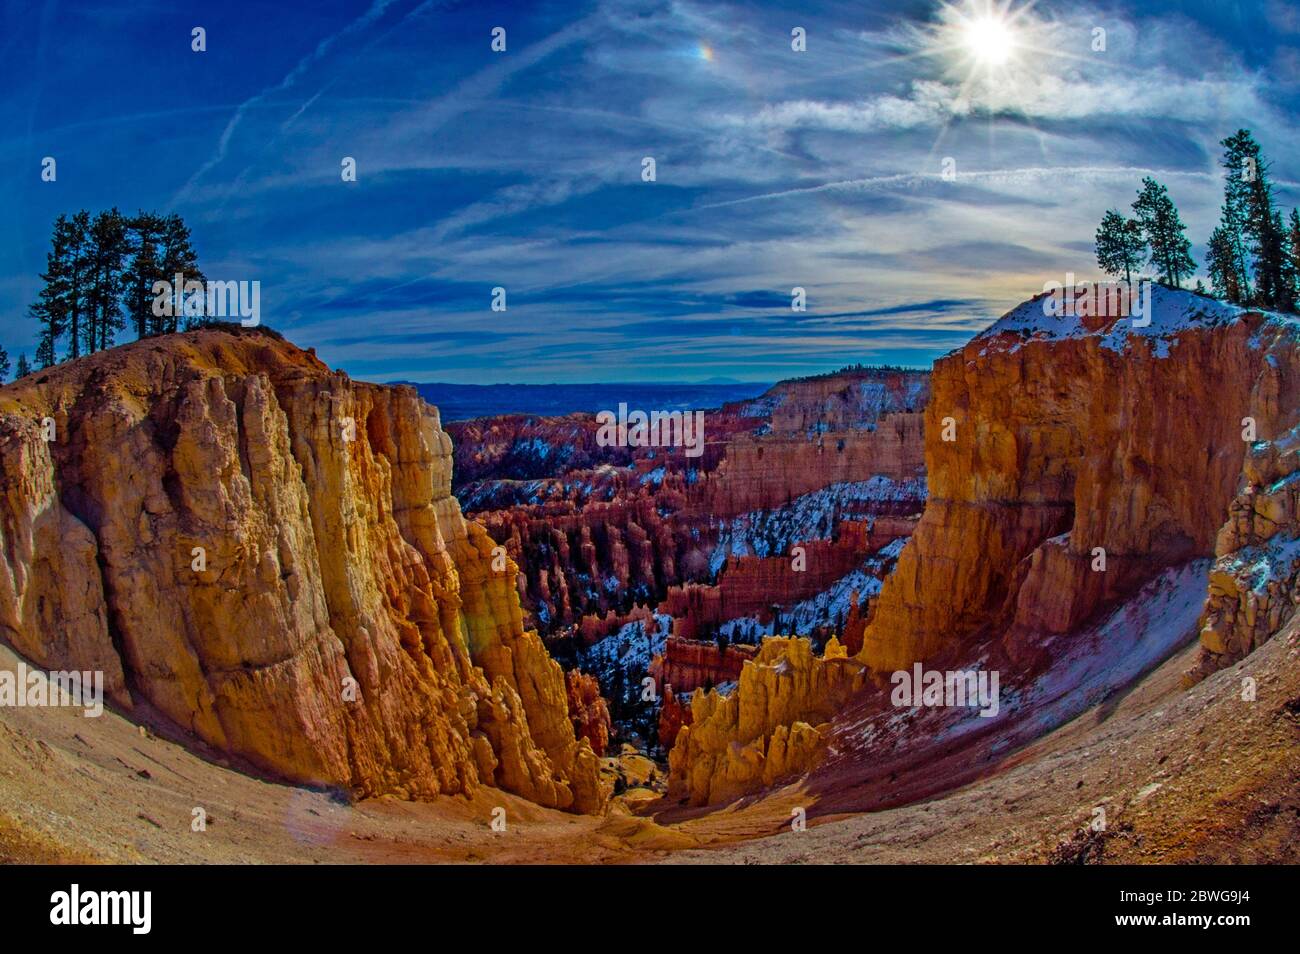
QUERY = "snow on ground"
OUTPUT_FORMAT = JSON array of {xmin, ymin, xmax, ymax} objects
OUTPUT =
[
  {"xmin": 1217, "ymin": 534, "xmax": 1300, "ymax": 594},
  {"xmin": 739, "ymin": 392, "xmax": 785, "ymax": 418},
  {"xmin": 977, "ymin": 285, "xmax": 1250, "ymax": 358},
  {"xmin": 856, "ymin": 377, "xmax": 927, "ymax": 419},
  {"xmin": 582, "ymin": 613, "xmax": 672, "ymax": 682},
  {"xmin": 839, "ymin": 559, "xmax": 1212, "ymax": 754},
  {"xmin": 1011, "ymin": 558, "xmax": 1212, "ymax": 736},
  {"xmin": 717, "ymin": 539, "xmax": 905, "ymax": 643},
  {"xmin": 718, "ymin": 566, "xmax": 885, "ymax": 642},
  {"xmin": 710, "ymin": 477, "xmax": 925, "ymax": 574}
]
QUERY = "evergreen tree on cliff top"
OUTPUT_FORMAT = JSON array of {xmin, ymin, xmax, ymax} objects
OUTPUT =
[
  {"xmin": 1207, "ymin": 224, "xmax": 1248, "ymax": 303},
  {"xmin": 1220, "ymin": 129, "xmax": 1293, "ymax": 311},
  {"xmin": 1132, "ymin": 177, "xmax": 1195, "ymax": 288},
  {"xmin": 1095, "ymin": 209, "xmax": 1146, "ymax": 283},
  {"xmin": 28, "ymin": 209, "xmax": 207, "ymax": 365}
]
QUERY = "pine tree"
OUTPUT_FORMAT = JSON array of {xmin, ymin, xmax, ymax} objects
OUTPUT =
[
  {"xmin": 15, "ymin": 354, "xmax": 31, "ymax": 379},
  {"xmin": 1221, "ymin": 129, "xmax": 1291, "ymax": 309},
  {"xmin": 156, "ymin": 214, "xmax": 205, "ymax": 333},
  {"xmin": 64, "ymin": 211, "xmax": 92, "ymax": 359},
  {"xmin": 28, "ymin": 212, "xmax": 93, "ymax": 362},
  {"xmin": 1288, "ymin": 208, "xmax": 1300, "ymax": 306},
  {"xmin": 0, "ymin": 346, "xmax": 9, "ymax": 383},
  {"xmin": 122, "ymin": 211, "xmax": 167, "ymax": 339},
  {"xmin": 1274, "ymin": 208, "xmax": 1297, "ymax": 312},
  {"xmin": 85, "ymin": 208, "xmax": 130, "ymax": 352},
  {"xmin": 1095, "ymin": 209, "xmax": 1146, "ymax": 283},
  {"xmin": 1207, "ymin": 225, "xmax": 1247, "ymax": 302},
  {"xmin": 1219, "ymin": 133, "xmax": 1258, "ymax": 304},
  {"xmin": 29, "ymin": 214, "xmax": 72, "ymax": 366},
  {"xmin": 1132, "ymin": 177, "xmax": 1195, "ymax": 287}
]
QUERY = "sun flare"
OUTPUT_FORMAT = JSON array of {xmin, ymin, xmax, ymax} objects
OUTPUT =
[
  {"xmin": 962, "ymin": 15, "xmax": 1016, "ymax": 65},
  {"xmin": 921, "ymin": 0, "xmax": 1037, "ymax": 76}
]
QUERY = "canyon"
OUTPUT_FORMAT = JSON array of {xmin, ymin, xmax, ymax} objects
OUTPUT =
[
  {"xmin": 665, "ymin": 286, "xmax": 1300, "ymax": 806},
  {"xmin": 447, "ymin": 367, "xmax": 928, "ymax": 749},
  {"xmin": 1, "ymin": 286, "xmax": 1297, "ymax": 863}
]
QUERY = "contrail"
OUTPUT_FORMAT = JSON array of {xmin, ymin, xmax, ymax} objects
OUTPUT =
[
  {"xmin": 173, "ymin": 0, "xmax": 404, "ymax": 203},
  {"xmin": 693, "ymin": 166, "xmax": 1236, "ymax": 211}
]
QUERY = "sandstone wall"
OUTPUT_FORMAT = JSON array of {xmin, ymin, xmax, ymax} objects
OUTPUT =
[
  {"xmin": 0, "ymin": 329, "xmax": 604, "ymax": 812},
  {"xmin": 650, "ymin": 635, "xmax": 759, "ymax": 694},
  {"xmin": 862, "ymin": 299, "xmax": 1300, "ymax": 674}
]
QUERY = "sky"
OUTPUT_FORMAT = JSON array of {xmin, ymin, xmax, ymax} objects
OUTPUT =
[{"xmin": 2, "ymin": 0, "xmax": 1298, "ymax": 383}]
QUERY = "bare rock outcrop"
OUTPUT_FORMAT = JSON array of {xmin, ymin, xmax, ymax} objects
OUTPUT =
[
  {"xmin": 862, "ymin": 289, "xmax": 1300, "ymax": 675},
  {"xmin": 1185, "ymin": 422, "xmax": 1300, "ymax": 682},
  {"xmin": 665, "ymin": 288, "xmax": 1300, "ymax": 805},
  {"xmin": 565, "ymin": 669, "xmax": 612, "ymax": 757},
  {"xmin": 666, "ymin": 636, "xmax": 866, "ymax": 805},
  {"xmin": 0, "ymin": 328, "xmax": 604, "ymax": 812},
  {"xmin": 650, "ymin": 635, "xmax": 758, "ymax": 694}
]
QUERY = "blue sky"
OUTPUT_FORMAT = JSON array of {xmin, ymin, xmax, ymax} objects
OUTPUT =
[{"xmin": 2, "ymin": 0, "xmax": 1298, "ymax": 383}]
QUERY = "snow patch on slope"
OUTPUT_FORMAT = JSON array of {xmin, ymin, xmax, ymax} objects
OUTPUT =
[
  {"xmin": 710, "ymin": 477, "xmax": 925, "ymax": 574},
  {"xmin": 976, "ymin": 286, "xmax": 1247, "ymax": 357}
]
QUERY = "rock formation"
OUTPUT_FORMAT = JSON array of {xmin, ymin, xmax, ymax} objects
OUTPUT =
[
  {"xmin": 666, "ymin": 636, "xmax": 866, "ymax": 805},
  {"xmin": 565, "ymin": 669, "xmax": 612, "ymax": 756},
  {"xmin": 0, "ymin": 328, "xmax": 604, "ymax": 813},
  {"xmin": 862, "ymin": 288, "xmax": 1300, "ymax": 676},
  {"xmin": 649, "ymin": 635, "xmax": 758, "ymax": 694},
  {"xmin": 666, "ymin": 288, "xmax": 1300, "ymax": 805},
  {"xmin": 1185, "ymin": 421, "xmax": 1300, "ymax": 682}
]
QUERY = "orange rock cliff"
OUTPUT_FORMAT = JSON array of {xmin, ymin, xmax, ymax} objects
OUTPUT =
[
  {"xmin": 862, "ymin": 287, "xmax": 1300, "ymax": 676},
  {"xmin": 668, "ymin": 288, "xmax": 1300, "ymax": 805},
  {"xmin": 0, "ymin": 328, "xmax": 605, "ymax": 813}
]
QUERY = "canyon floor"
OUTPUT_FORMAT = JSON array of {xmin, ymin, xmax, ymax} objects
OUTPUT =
[{"xmin": 5, "ymin": 613, "xmax": 1297, "ymax": 865}]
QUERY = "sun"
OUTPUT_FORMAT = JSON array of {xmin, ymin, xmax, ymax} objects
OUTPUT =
[
  {"xmin": 962, "ymin": 15, "xmax": 1016, "ymax": 66},
  {"xmin": 918, "ymin": 0, "xmax": 1036, "ymax": 76}
]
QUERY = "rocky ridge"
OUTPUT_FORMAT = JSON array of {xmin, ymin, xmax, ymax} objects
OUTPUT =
[
  {"xmin": 666, "ymin": 288, "xmax": 1300, "ymax": 805},
  {"xmin": 0, "ymin": 329, "xmax": 604, "ymax": 812}
]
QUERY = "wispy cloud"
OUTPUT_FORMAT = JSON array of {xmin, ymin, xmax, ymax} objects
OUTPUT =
[{"xmin": 3, "ymin": 0, "xmax": 1298, "ymax": 381}]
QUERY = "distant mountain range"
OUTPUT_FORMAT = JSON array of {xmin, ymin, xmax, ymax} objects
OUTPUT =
[{"xmin": 393, "ymin": 380, "xmax": 773, "ymax": 422}]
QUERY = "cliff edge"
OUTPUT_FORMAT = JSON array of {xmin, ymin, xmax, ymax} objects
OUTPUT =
[{"xmin": 0, "ymin": 327, "xmax": 604, "ymax": 813}]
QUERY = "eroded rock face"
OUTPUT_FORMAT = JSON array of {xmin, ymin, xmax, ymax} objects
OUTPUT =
[
  {"xmin": 666, "ymin": 636, "xmax": 866, "ymax": 805},
  {"xmin": 0, "ymin": 329, "xmax": 604, "ymax": 813},
  {"xmin": 665, "ymin": 289, "xmax": 1300, "ymax": 805},
  {"xmin": 1185, "ymin": 422, "xmax": 1300, "ymax": 683},
  {"xmin": 650, "ymin": 636, "xmax": 758, "ymax": 694},
  {"xmin": 565, "ymin": 669, "xmax": 612, "ymax": 757},
  {"xmin": 862, "ymin": 289, "xmax": 1300, "ymax": 675}
]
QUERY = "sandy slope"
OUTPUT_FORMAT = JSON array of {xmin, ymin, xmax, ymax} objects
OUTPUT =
[{"xmin": 1, "ymin": 612, "xmax": 1297, "ymax": 864}]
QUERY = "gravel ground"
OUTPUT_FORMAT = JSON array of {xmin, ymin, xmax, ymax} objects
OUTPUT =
[{"xmin": 1, "ymin": 620, "xmax": 1296, "ymax": 865}]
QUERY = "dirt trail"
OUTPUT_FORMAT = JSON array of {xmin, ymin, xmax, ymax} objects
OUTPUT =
[{"xmin": 2, "ymin": 618, "xmax": 1297, "ymax": 864}]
